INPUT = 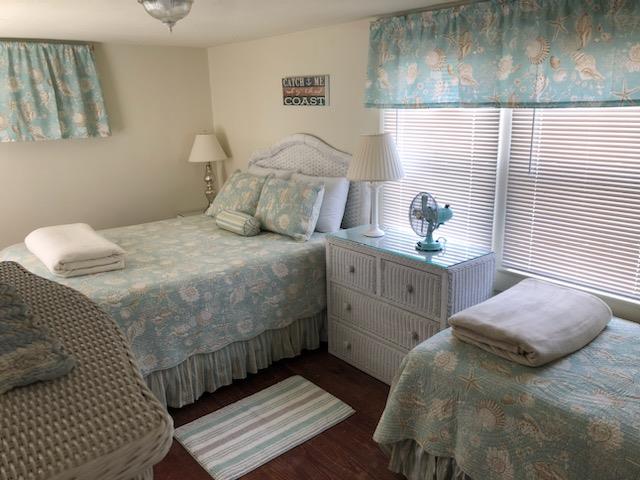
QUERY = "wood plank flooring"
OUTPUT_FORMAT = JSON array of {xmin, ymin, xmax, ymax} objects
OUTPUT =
[{"xmin": 154, "ymin": 344, "xmax": 403, "ymax": 480}]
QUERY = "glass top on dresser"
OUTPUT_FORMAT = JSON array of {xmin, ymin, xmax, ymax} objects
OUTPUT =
[{"xmin": 328, "ymin": 226, "xmax": 493, "ymax": 269}]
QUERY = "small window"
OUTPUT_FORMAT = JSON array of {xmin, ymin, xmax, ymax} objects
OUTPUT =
[{"xmin": 382, "ymin": 108, "xmax": 500, "ymax": 249}]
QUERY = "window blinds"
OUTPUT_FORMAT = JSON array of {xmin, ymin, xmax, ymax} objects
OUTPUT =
[
  {"xmin": 382, "ymin": 109, "xmax": 500, "ymax": 249},
  {"xmin": 502, "ymin": 107, "xmax": 640, "ymax": 300}
]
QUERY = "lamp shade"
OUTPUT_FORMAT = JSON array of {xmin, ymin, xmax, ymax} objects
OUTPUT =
[
  {"xmin": 188, "ymin": 134, "xmax": 228, "ymax": 164},
  {"xmin": 347, "ymin": 133, "xmax": 404, "ymax": 182}
]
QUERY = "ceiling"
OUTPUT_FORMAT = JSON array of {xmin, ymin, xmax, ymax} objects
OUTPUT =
[{"xmin": 0, "ymin": 0, "xmax": 446, "ymax": 48}]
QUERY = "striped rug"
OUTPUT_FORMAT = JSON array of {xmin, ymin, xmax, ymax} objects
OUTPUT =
[{"xmin": 174, "ymin": 375, "xmax": 355, "ymax": 480}]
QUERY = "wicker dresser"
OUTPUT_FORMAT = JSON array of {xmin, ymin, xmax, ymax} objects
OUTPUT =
[{"xmin": 326, "ymin": 226, "xmax": 496, "ymax": 384}]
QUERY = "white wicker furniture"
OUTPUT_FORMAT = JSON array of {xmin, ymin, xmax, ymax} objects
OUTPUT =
[
  {"xmin": 326, "ymin": 227, "xmax": 496, "ymax": 384},
  {"xmin": 0, "ymin": 261, "xmax": 173, "ymax": 480},
  {"xmin": 248, "ymin": 133, "xmax": 369, "ymax": 229}
]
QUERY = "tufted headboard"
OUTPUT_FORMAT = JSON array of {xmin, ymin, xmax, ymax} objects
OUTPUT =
[{"xmin": 248, "ymin": 134, "xmax": 369, "ymax": 229}]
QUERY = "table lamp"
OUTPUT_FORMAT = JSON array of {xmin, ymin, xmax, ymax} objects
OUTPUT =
[
  {"xmin": 188, "ymin": 134, "xmax": 228, "ymax": 207},
  {"xmin": 347, "ymin": 133, "xmax": 405, "ymax": 237}
]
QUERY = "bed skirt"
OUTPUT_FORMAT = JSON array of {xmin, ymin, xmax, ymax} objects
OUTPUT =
[
  {"xmin": 381, "ymin": 440, "xmax": 473, "ymax": 480},
  {"xmin": 145, "ymin": 311, "xmax": 326, "ymax": 408}
]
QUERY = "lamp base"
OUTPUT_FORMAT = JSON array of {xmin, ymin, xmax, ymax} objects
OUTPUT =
[
  {"xmin": 363, "ymin": 225, "xmax": 385, "ymax": 237},
  {"xmin": 363, "ymin": 182, "xmax": 385, "ymax": 237},
  {"xmin": 204, "ymin": 162, "xmax": 216, "ymax": 208}
]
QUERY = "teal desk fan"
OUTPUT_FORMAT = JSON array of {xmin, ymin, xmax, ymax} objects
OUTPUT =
[{"xmin": 409, "ymin": 192, "xmax": 453, "ymax": 251}]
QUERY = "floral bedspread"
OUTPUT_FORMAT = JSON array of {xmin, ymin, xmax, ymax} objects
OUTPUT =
[
  {"xmin": 374, "ymin": 319, "xmax": 640, "ymax": 480},
  {"xmin": 1, "ymin": 215, "xmax": 327, "ymax": 376}
]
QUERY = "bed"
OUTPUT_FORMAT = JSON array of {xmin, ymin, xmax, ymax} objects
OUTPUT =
[
  {"xmin": 0, "ymin": 134, "xmax": 368, "ymax": 408},
  {"xmin": 374, "ymin": 319, "xmax": 640, "ymax": 480}
]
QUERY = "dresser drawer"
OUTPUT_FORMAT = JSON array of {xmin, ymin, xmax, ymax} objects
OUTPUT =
[
  {"xmin": 380, "ymin": 259, "xmax": 442, "ymax": 318},
  {"xmin": 329, "ymin": 284, "xmax": 441, "ymax": 350},
  {"xmin": 328, "ymin": 320, "xmax": 406, "ymax": 385},
  {"xmin": 328, "ymin": 244, "xmax": 376, "ymax": 294}
]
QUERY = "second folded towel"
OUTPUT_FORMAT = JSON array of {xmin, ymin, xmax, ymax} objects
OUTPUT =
[
  {"xmin": 448, "ymin": 278, "xmax": 612, "ymax": 367},
  {"xmin": 25, "ymin": 223, "xmax": 125, "ymax": 278}
]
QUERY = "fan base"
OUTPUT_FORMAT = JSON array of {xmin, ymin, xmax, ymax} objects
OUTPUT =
[{"xmin": 416, "ymin": 239, "xmax": 444, "ymax": 251}]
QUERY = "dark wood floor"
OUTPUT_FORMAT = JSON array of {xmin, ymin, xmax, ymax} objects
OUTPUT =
[{"xmin": 154, "ymin": 344, "xmax": 403, "ymax": 480}]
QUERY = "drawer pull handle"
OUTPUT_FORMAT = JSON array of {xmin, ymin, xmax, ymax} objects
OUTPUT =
[
  {"xmin": 411, "ymin": 331, "xmax": 420, "ymax": 342},
  {"xmin": 348, "ymin": 265, "xmax": 355, "ymax": 273},
  {"xmin": 344, "ymin": 303, "xmax": 352, "ymax": 312},
  {"xmin": 406, "ymin": 284, "xmax": 414, "ymax": 294},
  {"xmin": 343, "ymin": 341, "xmax": 352, "ymax": 351}
]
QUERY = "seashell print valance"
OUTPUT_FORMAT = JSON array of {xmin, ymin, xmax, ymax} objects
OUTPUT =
[
  {"xmin": 364, "ymin": 0, "xmax": 640, "ymax": 109},
  {"xmin": 0, "ymin": 41, "xmax": 110, "ymax": 142}
]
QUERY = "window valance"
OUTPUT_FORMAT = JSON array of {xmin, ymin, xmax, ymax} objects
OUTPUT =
[
  {"xmin": 364, "ymin": 0, "xmax": 640, "ymax": 108},
  {"xmin": 0, "ymin": 41, "xmax": 111, "ymax": 142}
]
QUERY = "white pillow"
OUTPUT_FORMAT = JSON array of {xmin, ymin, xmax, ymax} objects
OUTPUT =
[
  {"xmin": 292, "ymin": 173, "xmax": 349, "ymax": 233},
  {"xmin": 248, "ymin": 165, "xmax": 297, "ymax": 179}
]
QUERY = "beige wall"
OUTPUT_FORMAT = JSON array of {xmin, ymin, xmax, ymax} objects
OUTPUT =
[
  {"xmin": 207, "ymin": 19, "xmax": 380, "ymax": 175},
  {"xmin": 0, "ymin": 43, "xmax": 212, "ymax": 248}
]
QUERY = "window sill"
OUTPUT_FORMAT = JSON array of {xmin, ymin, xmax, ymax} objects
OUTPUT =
[{"xmin": 495, "ymin": 267, "xmax": 640, "ymax": 324}]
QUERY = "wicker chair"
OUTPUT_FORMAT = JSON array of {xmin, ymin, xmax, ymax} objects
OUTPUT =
[{"xmin": 0, "ymin": 261, "xmax": 173, "ymax": 480}]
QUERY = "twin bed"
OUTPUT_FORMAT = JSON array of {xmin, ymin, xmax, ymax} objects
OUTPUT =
[
  {"xmin": 375, "ymin": 318, "xmax": 640, "ymax": 480},
  {"xmin": 1, "ymin": 134, "xmax": 368, "ymax": 408}
]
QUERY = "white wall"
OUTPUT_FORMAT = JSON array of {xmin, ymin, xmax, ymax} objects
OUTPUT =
[
  {"xmin": 207, "ymin": 19, "xmax": 380, "ymax": 176},
  {"xmin": 0, "ymin": 43, "xmax": 213, "ymax": 248}
]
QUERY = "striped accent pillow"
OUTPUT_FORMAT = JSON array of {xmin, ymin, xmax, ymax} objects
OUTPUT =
[{"xmin": 216, "ymin": 210, "xmax": 261, "ymax": 237}]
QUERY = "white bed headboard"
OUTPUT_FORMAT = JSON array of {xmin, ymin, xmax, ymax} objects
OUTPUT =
[{"xmin": 248, "ymin": 134, "xmax": 369, "ymax": 229}]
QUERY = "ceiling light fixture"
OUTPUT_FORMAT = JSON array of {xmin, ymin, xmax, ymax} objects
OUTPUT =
[{"xmin": 138, "ymin": 0, "xmax": 194, "ymax": 32}]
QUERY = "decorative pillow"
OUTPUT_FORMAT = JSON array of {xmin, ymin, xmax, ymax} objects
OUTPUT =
[
  {"xmin": 0, "ymin": 283, "xmax": 74, "ymax": 395},
  {"xmin": 292, "ymin": 173, "xmax": 350, "ymax": 233},
  {"xmin": 216, "ymin": 210, "xmax": 261, "ymax": 237},
  {"xmin": 206, "ymin": 170, "xmax": 269, "ymax": 218},
  {"xmin": 248, "ymin": 165, "xmax": 297, "ymax": 179},
  {"xmin": 255, "ymin": 177, "xmax": 325, "ymax": 242}
]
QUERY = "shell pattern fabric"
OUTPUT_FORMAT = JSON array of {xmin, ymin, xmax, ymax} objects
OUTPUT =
[
  {"xmin": 374, "ymin": 319, "xmax": 640, "ymax": 480},
  {"xmin": 206, "ymin": 170, "xmax": 269, "ymax": 219},
  {"xmin": 1, "ymin": 215, "xmax": 327, "ymax": 376},
  {"xmin": 255, "ymin": 177, "xmax": 325, "ymax": 242},
  {"xmin": 365, "ymin": 0, "xmax": 640, "ymax": 108},
  {"xmin": 0, "ymin": 41, "xmax": 111, "ymax": 142},
  {"xmin": 0, "ymin": 282, "xmax": 74, "ymax": 394}
]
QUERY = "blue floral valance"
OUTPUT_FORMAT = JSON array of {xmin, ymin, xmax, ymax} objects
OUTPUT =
[
  {"xmin": 365, "ymin": 0, "xmax": 640, "ymax": 108},
  {"xmin": 0, "ymin": 41, "xmax": 110, "ymax": 142}
]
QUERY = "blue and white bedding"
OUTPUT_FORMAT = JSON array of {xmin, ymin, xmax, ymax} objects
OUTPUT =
[
  {"xmin": 1, "ymin": 215, "xmax": 327, "ymax": 376},
  {"xmin": 375, "ymin": 318, "xmax": 640, "ymax": 480}
]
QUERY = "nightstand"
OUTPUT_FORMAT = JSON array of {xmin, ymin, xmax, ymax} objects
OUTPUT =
[
  {"xmin": 326, "ymin": 226, "xmax": 495, "ymax": 384},
  {"xmin": 177, "ymin": 210, "xmax": 204, "ymax": 218}
]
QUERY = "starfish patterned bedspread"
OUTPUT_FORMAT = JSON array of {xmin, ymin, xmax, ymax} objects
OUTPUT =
[
  {"xmin": 1, "ymin": 215, "xmax": 327, "ymax": 376},
  {"xmin": 374, "ymin": 319, "xmax": 640, "ymax": 480}
]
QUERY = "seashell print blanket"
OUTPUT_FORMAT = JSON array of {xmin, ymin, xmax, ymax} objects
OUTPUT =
[
  {"xmin": 1, "ymin": 215, "xmax": 327, "ymax": 376},
  {"xmin": 374, "ymin": 319, "xmax": 640, "ymax": 480}
]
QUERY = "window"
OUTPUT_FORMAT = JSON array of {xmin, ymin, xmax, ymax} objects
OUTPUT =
[
  {"xmin": 382, "ymin": 109, "xmax": 500, "ymax": 249},
  {"xmin": 383, "ymin": 107, "xmax": 640, "ymax": 302},
  {"xmin": 502, "ymin": 107, "xmax": 640, "ymax": 301}
]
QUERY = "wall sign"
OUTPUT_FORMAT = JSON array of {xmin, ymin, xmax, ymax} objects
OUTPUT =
[{"xmin": 282, "ymin": 75, "xmax": 330, "ymax": 106}]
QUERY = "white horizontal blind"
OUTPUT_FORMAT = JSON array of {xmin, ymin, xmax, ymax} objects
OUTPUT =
[
  {"xmin": 382, "ymin": 109, "xmax": 500, "ymax": 249},
  {"xmin": 503, "ymin": 107, "xmax": 640, "ymax": 300}
]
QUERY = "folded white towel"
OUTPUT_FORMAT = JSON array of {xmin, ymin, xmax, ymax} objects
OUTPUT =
[
  {"xmin": 25, "ymin": 223, "xmax": 125, "ymax": 278},
  {"xmin": 448, "ymin": 278, "xmax": 612, "ymax": 367}
]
